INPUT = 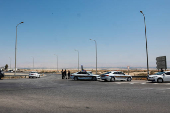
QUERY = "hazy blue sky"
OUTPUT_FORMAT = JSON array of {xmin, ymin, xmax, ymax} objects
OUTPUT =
[{"xmin": 0, "ymin": 0, "xmax": 170, "ymax": 69}]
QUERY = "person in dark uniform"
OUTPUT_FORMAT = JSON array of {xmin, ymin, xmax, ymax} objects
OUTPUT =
[
  {"xmin": 61, "ymin": 69, "xmax": 64, "ymax": 79},
  {"xmin": 0, "ymin": 70, "xmax": 4, "ymax": 80},
  {"xmin": 161, "ymin": 68, "xmax": 164, "ymax": 72},
  {"xmin": 68, "ymin": 70, "xmax": 70, "ymax": 79},
  {"xmin": 64, "ymin": 69, "xmax": 67, "ymax": 79}
]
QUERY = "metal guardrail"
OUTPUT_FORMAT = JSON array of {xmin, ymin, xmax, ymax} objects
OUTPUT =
[
  {"xmin": 132, "ymin": 76, "xmax": 147, "ymax": 80},
  {"xmin": 3, "ymin": 73, "xmax": 44, "ymax": 79}
]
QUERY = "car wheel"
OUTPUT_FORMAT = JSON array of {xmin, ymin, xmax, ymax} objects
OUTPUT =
[
  {"xmin": 92, "ymin": 77, "xmax": 97, "ymax": 81},
  {"xmin": 157, "ymin": 78, "xmax": 163, "ymax": 83},
  {"xmin": 39, "ymin": 75, "xmax": 40, "ymax": 78},
  {"xmin": 127, "ymin": 77, "xmax": 131, "ymax": 81},
  {"xmin": 74, "ymin": 77, "xmax": 78, "ymax": 81},
  {"xmin": 110, "ymin": 77, "xmax": 115, "ymax": 82}
]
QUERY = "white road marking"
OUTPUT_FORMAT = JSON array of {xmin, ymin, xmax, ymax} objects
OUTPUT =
[
  {"xmin": 116, "ymin": 83, "xmax": 121, "ymax": 84},
  {"xmin": 141, "ymin": 83, "xmax": 146, "ymax": 84}
]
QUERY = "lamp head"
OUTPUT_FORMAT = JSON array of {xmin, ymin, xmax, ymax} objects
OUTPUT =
[
  {"xmin": 21, "ymin": 22, "xmax": 24, "ymax": 23},
  {"xmin": 140, "ymin": 11, "xmax": 143, "ymax": 14}
]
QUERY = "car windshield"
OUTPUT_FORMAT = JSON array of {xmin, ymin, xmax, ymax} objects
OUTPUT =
[
  {"xmin": 104, "ymin": 72, "xmax": 111, "ymax": 74},
  {"xmin": 154, "ymin": 72, "xmax": 165, "ymax": 75}
]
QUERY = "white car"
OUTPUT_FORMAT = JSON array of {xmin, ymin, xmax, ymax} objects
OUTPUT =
[
  {"xmin": 148, "ymin": 71, "xmax": 170, "ymax": 83},
  {"xmin": 29, "ymin": 71, "xmax": 40, "ymax": 78},
  {"xmin": 8, "ymin": 70, "xmax": 13, "ymax": 72},
  {"xmin": 101, "ymin": 71, "xmax": 132, "ymax": 82},
  {"xmin": 70, "ymin": 71, "xmax": 100, "ymax": 81}
]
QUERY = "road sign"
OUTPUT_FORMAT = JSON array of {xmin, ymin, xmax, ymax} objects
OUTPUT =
[
  {"xmin": 127, "ymin": 66, "xmax": 130, "ymax": 75},
  {"xmin": 156, "ymin": 56, "xmax": 167, "ymax": 69}
]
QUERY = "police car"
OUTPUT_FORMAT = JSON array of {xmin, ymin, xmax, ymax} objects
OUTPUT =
[
  {"xmin": 148, "ymin": 71, "xmax": 170, "ymax": 83},
  {"xmin": 70, "ymin": 71, "xmax": 100, "ymax": 81},
  {"xmin": 101, "ymin": 71, "xmax": 132, "ymax": 82}
]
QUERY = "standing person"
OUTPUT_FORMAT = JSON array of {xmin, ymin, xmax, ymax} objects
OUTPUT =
[
  {"xmin": 61, "ymin": 69, "xmax": 64, "ymax": 79},
  {"xmin": 0, "ymin": 70, "xmax": 4, "ymax": 80},
  {"xmin": 161, "ymin": 68, "xmax": 164, "ymax": 72},
  {"xmin": 68, "ymin": 70, "xmax": 70, "ymax": 79}
]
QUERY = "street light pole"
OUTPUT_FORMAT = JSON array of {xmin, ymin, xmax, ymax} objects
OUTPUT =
[
  {"xmin": 15, "ymin": 22, "xmax": 24, "ymax": 75},
  {"xmin": 75, "ymin": 49, "xmax": 79, "ymax": 72},
  {"xmin": 9, "ymin": 57, "xmax": 11, "ymax": 69},
  {"xmin": 54, "ymin": 54, "xmax": 58, "ymax": 72},
  {"xmin": 31, "ymin": 56, "xmax": 34, "ymax": 70},
  {"xmin": 140, "ymin": 11, "xmax": 149, "ymax": 76},
  {"xmin": 90, "ymin": 39, "xmax": 97, "ymax": 75}
]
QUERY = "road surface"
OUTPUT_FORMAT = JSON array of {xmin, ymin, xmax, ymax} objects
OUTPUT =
[{"xmin": 0, "ymin": 74, "xmax": 170, "ymax": 113}]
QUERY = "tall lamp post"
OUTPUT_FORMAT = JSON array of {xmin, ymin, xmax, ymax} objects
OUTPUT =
[
  {"xmin": 9, "ymin": 57, "xmax": 11, "ymax": 69},
  {"xmin": 54, "ymin": 54, "xmax": 58, "ymax": 72},
  {"xmin": 140, "ymin": 11, "xmax": 149, "ymax": 76},
  {"xmin": 90, "ymin": 39, "xmax": 97, "ymax": 74},
  {"xmin": 15, "ymin": 22, "xmax": 24, "ymax": 75},
  {"xmin": 31, "ymin": 56, "xmax": 34, "ymax": 70},
  {"xmin": 75, "ymin": 49, "xmax": 79, "ymax": 72}
]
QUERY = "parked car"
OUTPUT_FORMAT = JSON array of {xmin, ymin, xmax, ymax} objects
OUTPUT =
[
  {"xmin": 148, "ymin": 71, "xmax": 170, "ymax": 83},
  {"xmin": 101, "ymin": 71, "xmax": 132, "ymax": 82},
  {"xmin": 70, "ymin": 71, "xmax": 100, "ymax": 81},
  {"xmin": 29, "ymin": 71, "xmax": 40, "ymax": 78}
]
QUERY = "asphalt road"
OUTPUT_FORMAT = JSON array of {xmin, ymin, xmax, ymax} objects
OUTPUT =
[{"xmin": 0, "ymin": 74, "xmax": 170, "ymax": 113}]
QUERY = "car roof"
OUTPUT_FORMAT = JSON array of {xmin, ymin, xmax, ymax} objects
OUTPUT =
[{"xmin": 110, "ymin": 71, "xmax": 122, "ymax": 72}]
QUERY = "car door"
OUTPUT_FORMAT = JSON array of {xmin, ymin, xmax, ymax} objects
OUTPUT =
[
  {"xmin": 81, "ymin": 72, "xmax": 89, "ymax": 79},
  {"xmin": 76, "ymin": 72, "xmax": 83, "ymax": 79},
  {"xmin": 164, "ymin": 72, "xmax": 170, "ymax": 81},
  {"xmin": 116, "ymin": 72, "xmax": 125, "ymax": 80},
  {"xmin": 113, "ymin": 72, "xmax": 120, "ymax": 80},
  {"xmin": 119, "ymin": 72, "xmax": 126, "ymax": 80}
]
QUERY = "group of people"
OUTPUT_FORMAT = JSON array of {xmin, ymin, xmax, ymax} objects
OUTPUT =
[{"xmin": 61, "ymin": 69, "xmax": 70, "ymax": 79}]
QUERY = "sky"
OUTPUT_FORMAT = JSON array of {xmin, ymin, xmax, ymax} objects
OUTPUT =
[{"xmin": 0, "ymin": 0, "xmax": 170, "ymax": 69}]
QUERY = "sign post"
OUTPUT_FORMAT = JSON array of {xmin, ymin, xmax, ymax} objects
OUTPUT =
[
  {"xmin": 127, "ymin": 66, "xmax": 130, "ymax": 75},
  {"xmin": 156, "ymin": 56, "xmax": 167, "ymax": 71}
]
